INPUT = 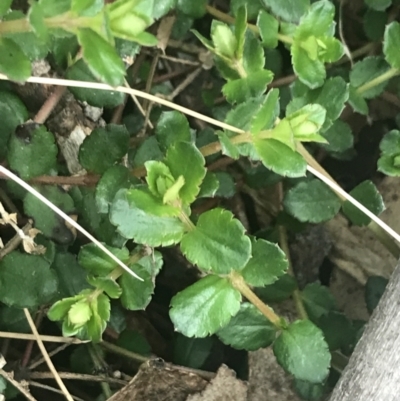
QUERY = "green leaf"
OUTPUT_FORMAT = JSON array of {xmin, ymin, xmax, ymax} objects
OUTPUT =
[
  {"xmin": 217, "ymin": 303, "xmax": 277, "ymax": 351},
  {"xmin": 145, "ymin": 161, "xmax": 175, "ymax": 198},
  {"xmin": 48, "ymin": 297, "xmax": 81, "ymax": 322},
  {"xmin": 28, "ymin": 3, "xmax": 49, "ymax": 43},
  {"xmin": 39, "ymin": 0, "xmax": 71, "ymax": 17},
  {"xmin": 365, "ymin": 275, "xmax": 388, "ymax": 314},
  {"xmin": 234, "ymin": 6, "xmax": 247, "ymax": 59},
  {"xmin": 350, "ymin": 56, "xmax": 390, "ymax": 99},
  {"xmin": 218, "ymin": 131, "xmax": 240, "ymax": 159},
  {"xmin": 0, "ymin": 251, "xmax": 58, "ymax": 308},
  {"xmin": 255, "ymin": 274, "xmax": 297, "ymax": 303},
  {"xmin": 301, "ymin": 283, "xmax": 337, "ymax": 320},
  {"xmin": 53, "ymin": 252, "xmax": 90, "ymax": 298},
  {"xmin": 177, "ymin": 0, "xmax": 207, "ymax": 18},
  {"xmin": 0, "ymin": 0, "xmax": 12, "ymax": 16},
  {"xmin": 241, "ymin": 238, "xmax": 288, "ymax": 286},
  {"xmin": 69, "ymin": 300, "xmax": 92, "ymax": 326},
  {"xmin": 291, "ymin": 43, "xmax": 325, "ymax": 89},
  {"xmin": 293, "ymin": 379, "xmax": 325, "ymax": 401},
  {"xmin": 316, "ymin": 311, "xmax": 354, "ymax": 351},
  {"xmin": 283, "ymin": 179, "xmax": 341, "ymax": 223},
  {"xmin": 79, "ymin": 124, "xmax": 129, "ymax": 174},
  {"xmin": 117, "ymin": 329, "xmax": 152, "ymax": 356},
  {"xmin": 379, "ymin": 129, "xmax": 400, "ymax": 155},
  {"xmin": 348, "ymin": 85, "xmax": 369, "ymax": 115},
  {"xmin": 320, "ymin": 120, "xmax": 354, "ymax": 153},
  {"xmin": 251, "ymin": 88, "xmax": 280, "ymax": 134},
  {"xmin": 363, "ymin": 9, "xmax": 387, "ymax": 41},
  {"xmin": 170, "ymin": 275, "xmax": 241, "ymax": 337},
  {"xmin": 95, "ymin": 166, "xmax": 134, "ymax": 214},
  {"xmin": 180, "ymin": 208, "xmax": 251, "ymax": 274},
  {"xmin": 261, "ymin": 0, "xmax": 309, "ymax": 23},
  {"xmin": 223, "ymin": 70, "xmax": 274, "ymax": 104},
  {"xmin": 24, "ymin": 186, "xmax": 76, "ymax": 244},
  {"xmin": 87, "ymin": 276, "xmax": 122, "ymax": 299},
  {"xmin": 273, "ymin": 319, "xmax": 330, "ymax": 383},
  {"xmin": 0, "ymin": 305, "xmax": 31, "ymax": 333},
  {"xmin": 257, "ymin": 10, "xmax": 279, "ymax": 48},
  {"xmin": 0, "ymin": 91, "xmax": 28, "ymax": 160},
  {"xmin": 211, "ymin": 21, "xmax": 237, "ymax": 59},
  {"xmin": 173, "ymin": 334, "xmax": 213, "ymax": 369},
  {"xmin": 7, "ymin": 123, "xmax": 57, "ymax": 180},
  {"xmin": 0, "ymin": 37, "xmax": 31, "ymax": 82},
  {"xmin": 66, "ymin": 59, "xmax": 125, "ymax": 108},
  {"xmin": 71, "ymin": 0, "xmax": 103, "ymax": 15},
  {"xmin": 119, "ymin": 251, "xmax": 163, "ymax": 310},
  {"xmin": 165, "ymin": 142, "xmax": 206, "ymax": 205},
  {"xmin": 295, "ymin": 0, "xmax": 335, "ymax": 38},
  {"xmin": 197, "ymin": 172, "xmax": 219, "ymax": 198},
  {"xmin": 215, "ymin": 171, "xmax": 236, "ymax": 198},
  {"xmin": 366, "ymin": 0, "xmax": 392, "ymax": 11},
  {"xmin": 342, "ymin": 180, "xmax": 385, "ymax": 226},
  {"xmin": 254, "ymin": 138, "xmax": 307, "ymax": 177},
  {"xmin": 384, "ymin": 21, "xmax": 400, "ymax": 70},
  {"xmin": 78, "ymin": 243, "xmax": 129, "ymax": 276},
  {"xmin": 77, "ymin": 28, "xmax": 126, "ymax": 87},
  {"xmin": 242, "ymin": 32, "xmax": 264, "ymax": 75},
  {"xmin": 110, "ymin": 188, "xmax": 186, "ymax": 246},
  {"xmin": 131, "ymin": 136, "xmax": 164, "ymax": 167},
  {"xmin": 155, "ymin": 111, "xmax": 191, "ymax": 151}
]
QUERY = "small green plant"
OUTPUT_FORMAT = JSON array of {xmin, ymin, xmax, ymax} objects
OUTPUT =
[{"xmin": 1, "ymin": 0, "xmax": 400, "ymax": 399}]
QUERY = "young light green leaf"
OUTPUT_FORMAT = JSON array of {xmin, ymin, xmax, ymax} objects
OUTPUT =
[
  {"xmin": 273, "ymin": 319, "xmax": 331, "ymax": 383},
  {"xmin": 0, "ymin": 91, "xmax": 28, "ymax": 160},
  {"xmin": 234, "ymin": 6, "xmax": 247, "ymax": 59},
  {"xmin": 218, "ymin": 131, "xmax": 240, "ymax": 159},
  {"xmin": 211, "ymin": 21, "xmax": 237, "ymax": 59},
  {"xmin": 28, "ymin": 3, "xmax": 49, "ymax": 43},
  {"xmin": 283, "ymin": 179, "xmax": 341, "ymax": 222},
  {"xmin": 119, "ymin": 251, "xmax": 163, "ymax": 310},
  {"xmin": 301, "ymin": 283, "xmax": 337, "ymax": 320},
  {"xmin": 180, "ymin": 208, "xmax": 251, "ymax": 274},
  {"xmin": 223, "ymin": 70, "xmax": 274, "ymax": 105},
  {"xmin": 24, "ymin": 186, "xmax": 75, "ymax": 244},
  {"xmin": 68, "ymin": 300, "xmax": 92, "ymax": 327},
  {"xmin": 66, "ymin": 59, "xmax": 125, "ymax": 108},
  {"xmin": 217, "ymin": 303, "xmax": 277, "ymax": 351},
  {"xmin": 145, "ymin": 161, "xmax": 175, "ymax": 198},
  {"xmin": 87, "ymin": 276, "xmax": 122, "ymax": 299},
  {"xmin": 261, "ymin": 0, "xmax": 309, "ymax": 23},
  {"xmin": 165, "ymin": 142, "xmax": 206, "ymax": 205},
  {"xmin": 155, "ymin": 111, "xmax": 191, "ymax": 151},
  {"xmin": 78, "ymin": 243, "xmax": 129, "ymax": 276},
  {"xmin": 95, "ymin": 166, "xmax": 134, "ymax": 214},
  {"xmin": 342, "ymin": 181, "xmax": 385, "ymax": 226},
  {"xmin": 0, "ymin": 38, "xmax": 31, "ymax": 82},
  {"xmin": 48, "ymin": 297, "xmax": 82, "ymax": 322},
  {"xmin": 257, "ymin": 10, "xmax": 279, "ymax": 48},
  {"xmin": 254, "ymin": 138, "xmax": 307, "ymax": 177},
  {"xmin": 8, "ymin": 123, "xmax": 57, "ymax": 180},
  {"xmin": 79, "ymin": 124, "xmax": 129, "ymax": 174},
  {"xmin": 170, "ymin": 275, "xmax": 241, "ymax": 337},
  {"xmin": 384, "ymin": 21, "xmax": 400, "ymax": 70},
  {"xmin": 241, "ymin": 238, "xmax": 288, "ymax": 286},
  {"xmin": 0, "ymin": 251, "xmax": 58, "ymax": 308},
  {"xmin": 77, "ymin": 28, "xmax": 126, "ymax": 87},
  {"xmin": 71, "ymin": 0, "xmax": 103, "ymax": 15},
  {"xmin": 350, "ymin": 56, "xmax": 390, "ymax": 99},
  {"xmin": 110, "ymin": 188, "xmax": 186, "ymax": 246}
]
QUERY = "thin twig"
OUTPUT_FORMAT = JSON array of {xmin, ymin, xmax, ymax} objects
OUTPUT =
[
  {"xmin": 34, "ymin": 86, "xmax": 67, "ymax": 124},
  {"xmin": 29, "ymin": 381, "xmax": 85, "ymax": 401},
  {"xmin": 0, "ymin": 331, "xmax": 87, "ymax": 343},
  {"xmin": 0, "ymin": 369, "xmax": 37, "ymax": 401},
  {"xmin": 29, "ymin": 372, "xmax": 127, "ymax": 386},
  {"xmin": 0, "ymin": 165, "xmax": 142, "ymax": 281},
  {"xmin": 29, "ymin": 343, "xmax": 73, "ymax": 370},
  {"xmin": 24, "ymin": 309, "xmax": 74, "ymax": 401}
]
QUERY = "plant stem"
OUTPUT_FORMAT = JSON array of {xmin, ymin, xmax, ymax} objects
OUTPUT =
[
  {"xmin": 205, "ymin": 5, "xmax": 293, "ymax": 45},
  {"xmin": 356, "ymin": 67, "xmax": 400, "ymax": 95},
  {"xmin": 229, "ymin": 271, "xmax": 283, "ymax": 328}
]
